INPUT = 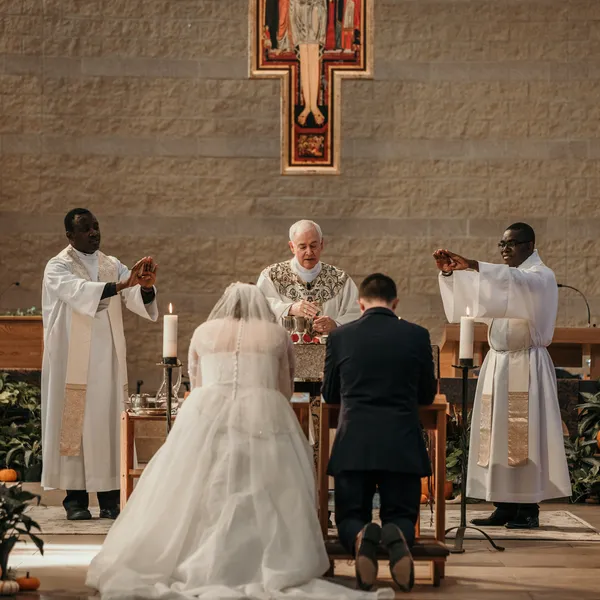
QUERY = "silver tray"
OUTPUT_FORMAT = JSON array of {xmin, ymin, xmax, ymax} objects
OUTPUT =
[{"xmin": 127, "ymin": 408, "xmax": 176, "ymax": 416}]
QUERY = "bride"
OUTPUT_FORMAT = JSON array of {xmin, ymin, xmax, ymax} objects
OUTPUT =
[{"xmin": 86, "ymin": 283, "xmax": 392, "ymax": 599}]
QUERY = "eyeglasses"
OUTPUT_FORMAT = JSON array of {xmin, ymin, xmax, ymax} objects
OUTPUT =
[{"xmin": 497, "ymin": 240, "xmax": 532, "ymax": 250}]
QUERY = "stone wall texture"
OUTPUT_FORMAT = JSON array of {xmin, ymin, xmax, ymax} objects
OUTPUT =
[{"xmin": 1, "ymin": 0, "xmax": 599, "ymax": 389}]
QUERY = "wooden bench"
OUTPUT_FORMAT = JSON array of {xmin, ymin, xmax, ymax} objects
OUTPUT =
[{"xmin": 318, "ymin": 397, "xmax": 449, "ymax": 586}]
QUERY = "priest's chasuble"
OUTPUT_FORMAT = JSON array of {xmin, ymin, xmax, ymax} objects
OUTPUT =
[
  {"xmin": 439, "ymin": 251, "xmax": 571, "ymax": 503},
  {"xmin": 257, "ymin": 260, "xmax": 361, "ymax": 325},
  {"xmin": 41, "ymin": 246, "xmax": 158, "ymax": 492}
]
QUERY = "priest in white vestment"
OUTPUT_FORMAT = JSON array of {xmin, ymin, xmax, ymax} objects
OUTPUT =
[
  {"xmin": 434, "ymin": 222, "xmax": 571, "ymax": 529},
  {"xmin": 257, "ymin": 219, "xmax": 360, "ymax": 333},
  {"xmin": 41, "ymin": 208, "xmax": 159, "ymax": 521}
]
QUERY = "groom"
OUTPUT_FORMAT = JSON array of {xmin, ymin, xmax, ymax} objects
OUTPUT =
[{"xmin": 322, "ymin": 273, "xmax": 436, "ymax": 593}]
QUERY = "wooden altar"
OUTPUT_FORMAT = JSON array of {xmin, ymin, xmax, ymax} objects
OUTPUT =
[{"xmin": 440, "ymin": 324, "xmax": 600, "ymax": 378}]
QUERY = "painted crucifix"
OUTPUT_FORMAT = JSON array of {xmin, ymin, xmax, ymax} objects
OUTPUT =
[{"xmin": 250, "ymin": 0, "xmax": 373, "ymax": 174}]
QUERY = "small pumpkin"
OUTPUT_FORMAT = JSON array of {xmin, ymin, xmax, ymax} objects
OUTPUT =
[
  {"xmin": 0, "ymin": 469, "xmax": 17, "ymax": 483},
  {"xmin": 16, "ymin": 572, "xmax": 40, "ymax": 591},
  {"xmin": 0, "ymin": 580, "xmax": 20, "ymax": 595}
]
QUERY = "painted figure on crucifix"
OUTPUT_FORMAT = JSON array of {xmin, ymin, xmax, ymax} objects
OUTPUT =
[
  {"xmin": 290, "ymin": 0, "xmax": 327, "ymax": 126},
  {"xmin": 251, "ymin": 0, "xmax": 372, "ymax": 173}
]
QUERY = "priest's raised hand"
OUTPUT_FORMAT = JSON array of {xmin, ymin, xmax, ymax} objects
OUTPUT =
[
  {"xmin": 432, "ymin": 249, "xmax": 478, "ymax": 273},
  {"xmin": 117, "ymin": 257, "xmax": 158, "ymax": 293}
]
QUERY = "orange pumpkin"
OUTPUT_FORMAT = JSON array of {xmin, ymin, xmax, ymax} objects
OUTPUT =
[
  {"xmin": 16, "ymin": 572, "xmax": 40, "ymax": 591},
  {"xmin": 0, "ymin": 469, "xmax": 17, "ymax": 482},
  {"xmin": 597, "ymin": 429, "xmax": 600, "ymax": 450},
  {"xmin": 444, "ymin": 480, "xmax": 454, "ymax": 500}
]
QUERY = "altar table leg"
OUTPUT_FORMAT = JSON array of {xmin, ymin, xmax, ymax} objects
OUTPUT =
[{"xmin": 120, "ymin": 412, "xmax": 134, "ymax": 508}]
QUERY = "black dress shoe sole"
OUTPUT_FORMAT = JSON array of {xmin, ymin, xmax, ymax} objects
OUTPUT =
[
  {"xmin": 66, "ymin": 510, "xmax": 92, "ymax": 521},
  {"xmin": 356, "ymin": 523, "xmax": 381, "ymax": 591},
  {"xmin": 382, "ymin": 524, "xmax": 414, "ymax": 593}
]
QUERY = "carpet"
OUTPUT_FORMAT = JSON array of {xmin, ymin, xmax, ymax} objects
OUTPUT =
[
  {"xmin": 25, "ymin": 506, "xmax": 600, "ymax": 542},
  {"xmin": 418, "ymin": 509, "xmax": 599, "ymax": 542},
  {"xmin": 25, "ymin": 506, "xmax": 113, "ymax": 535}
]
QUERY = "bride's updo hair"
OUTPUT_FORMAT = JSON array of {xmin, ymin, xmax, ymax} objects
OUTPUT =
[{"xmin": 208, "ymin": 282, "xmax": 276, "ymax": 323}]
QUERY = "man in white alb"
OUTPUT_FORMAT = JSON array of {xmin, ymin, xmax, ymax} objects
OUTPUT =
[
  {"xmin": 41, "ymin": 208, "xmax": 159, "ymax": 520},
  {"xmin": 257, "ymin": 219, "xmax": 360, "ymax": 331},
  {"xmin": 433, "ymin": 222, "xmax": 571, "ymax": 529}
]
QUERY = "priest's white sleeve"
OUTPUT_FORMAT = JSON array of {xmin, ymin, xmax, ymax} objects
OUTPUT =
[
  {"xmin": 43, "ymin": 258, "xmax": 106, "ymax": 319},
  {"xmin": 439, "ymin": 263, "xmax": 555, "ymax": 322},
  {"xmin": 335, "ymin": 277, "xmax": 361, "ymax": 325},
  {"xmin": 256, "ymin": 271, "xmax": 293, "ymax": 322},
  {"xmin": 117, "ymin": 260, "xmax": 159, "ymax": 321}
]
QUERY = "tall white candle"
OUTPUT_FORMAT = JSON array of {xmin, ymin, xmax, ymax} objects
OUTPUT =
[
  {"xmin": 459, "ymin": 309, "xmax": 475, "ymax": 360},
  {"xmin": 163, "ymin": 303, "xmax": 178, "ymax": 358}
]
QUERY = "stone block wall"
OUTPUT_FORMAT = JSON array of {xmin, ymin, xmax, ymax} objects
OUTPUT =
[{"xmin": 1, "ymin": 0, "xmax": 599, "ymax": 389}]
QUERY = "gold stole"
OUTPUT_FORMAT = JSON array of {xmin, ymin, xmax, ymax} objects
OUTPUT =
[
  {"xmin": 478, "ymin": 320, "xmax": 530, "ymax": 468},
  {"xmin": 59, "ymin": 247, "xmax": 129, "ymax": 456}
]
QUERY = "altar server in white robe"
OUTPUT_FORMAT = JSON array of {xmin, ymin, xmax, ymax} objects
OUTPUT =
[
  {"xmin": 434, "ymin": 222, "xmax": 571, "ymax": 529},
  {"xmin": 41, "ymin": 208, "xmax": 158, "ymax": 521},
  {"xmin": 257, "ymin": 219, "xmax": 360, "ymax": 333}
]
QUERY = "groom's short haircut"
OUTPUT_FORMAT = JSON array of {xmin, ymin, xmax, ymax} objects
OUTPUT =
[{"xmin": 359, "ymin": 273, "xmax": 397, "ymax": 303}]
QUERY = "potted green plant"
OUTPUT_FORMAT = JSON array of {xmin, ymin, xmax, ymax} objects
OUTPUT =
[
  {"xmin": 0, "ymin": 374, "xmax": 42, "ymax": 482},
  {"xmin": 0, "ymin": 484, "xmax": 43, "ymax": 579}
]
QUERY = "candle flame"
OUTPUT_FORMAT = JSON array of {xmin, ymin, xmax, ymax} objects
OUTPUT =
[{"xmin": 169, "ymin": 303, "xmax": 173, "ymax": 314}]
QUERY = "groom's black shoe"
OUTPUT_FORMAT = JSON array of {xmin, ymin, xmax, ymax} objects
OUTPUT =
[
  {"xmin": 505, "ymin": 515, "xmax": 539, "ymax": 529},
  {"xmin": 66, "ymin": 508, "xmax": 92, "ymax": 521},
  {"xmin": 382, "ymin": 523, "xmax": 414, "ymax": 593},
  {"xmin": 99, "ymin": 508, "xmax": 120, "ymax": 520},
  {"xmin": 470, "ymin": 509, "xmax": 514, "ymax": 527},
  {"xmin": 354, "ymin": 522, "xmax": 381, "ymax": 591}
]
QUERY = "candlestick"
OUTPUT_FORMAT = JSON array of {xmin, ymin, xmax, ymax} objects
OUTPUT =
[
  {"xmin": 163, "ymin": 303, "xmax": 178, "ymax": 359},
  {"xmin": 459, "ymin": 310, "xmax": 475, "ymax": 361}
]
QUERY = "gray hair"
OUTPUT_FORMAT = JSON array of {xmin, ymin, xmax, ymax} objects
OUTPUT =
[{"xmin": 289, "ymin": 220, "xmax": 323, "ymax": 243}]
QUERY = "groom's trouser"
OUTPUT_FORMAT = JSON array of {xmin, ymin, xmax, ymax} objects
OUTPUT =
[{"xmin": 334, "ymin": 470, "xmax": 421, "ymax": 556}]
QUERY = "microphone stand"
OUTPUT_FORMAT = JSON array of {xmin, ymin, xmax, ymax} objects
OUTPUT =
[
  {"xmin": 445, "ymin": 358, "xmax": 505, "ymax": 553},
  {"xmin": 557, "ymin": 283, "xmax": 593, "ymax": 327}
]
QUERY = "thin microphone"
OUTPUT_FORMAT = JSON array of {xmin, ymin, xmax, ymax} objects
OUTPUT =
[
  {"xmin": 557, "ymin": 283, "xmax": 593, "ymax": 327},
  {"xmin": 0, "ymin": 281, "xmax": 20, "ymax": 302}
]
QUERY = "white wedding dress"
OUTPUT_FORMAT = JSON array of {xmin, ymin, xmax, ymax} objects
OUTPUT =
[{"xmin": 86, "ymin": 313, "xmax": 393, "ymax": 600}]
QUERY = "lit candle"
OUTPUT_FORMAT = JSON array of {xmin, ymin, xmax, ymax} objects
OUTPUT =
[
  {"xmin": 163, "ymin": 303, "xmax": 178, "ymax": 359},
  {"xmin": 459, "ymin": 308, "xmax": 475, "ymax": 361}
]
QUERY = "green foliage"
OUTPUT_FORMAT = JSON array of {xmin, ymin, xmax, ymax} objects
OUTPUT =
[
  {"xmin": 564, "ymin": 436, "xmax": 600, "ymax": 503},
  {"xmin": 446, "ymin": 407, "xmax": 472, "ymax": 488},
  {"xmin": 0, "ymin": 307, "xmax": 41, "ymax": 316},
  {"xmin": 566, "ymin": 388, "xmax": 600, "ymax": 502},
  {"xmin": 0, "ymin": 374, "xmax": 42, "ymax": 479},
  {"xmin": 577, "ymin": 390, "xmax": 600, "ymax": 441},
  {"xmin": 0, "ymin": 483, "xmax": 43, "ymax": 579}
]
